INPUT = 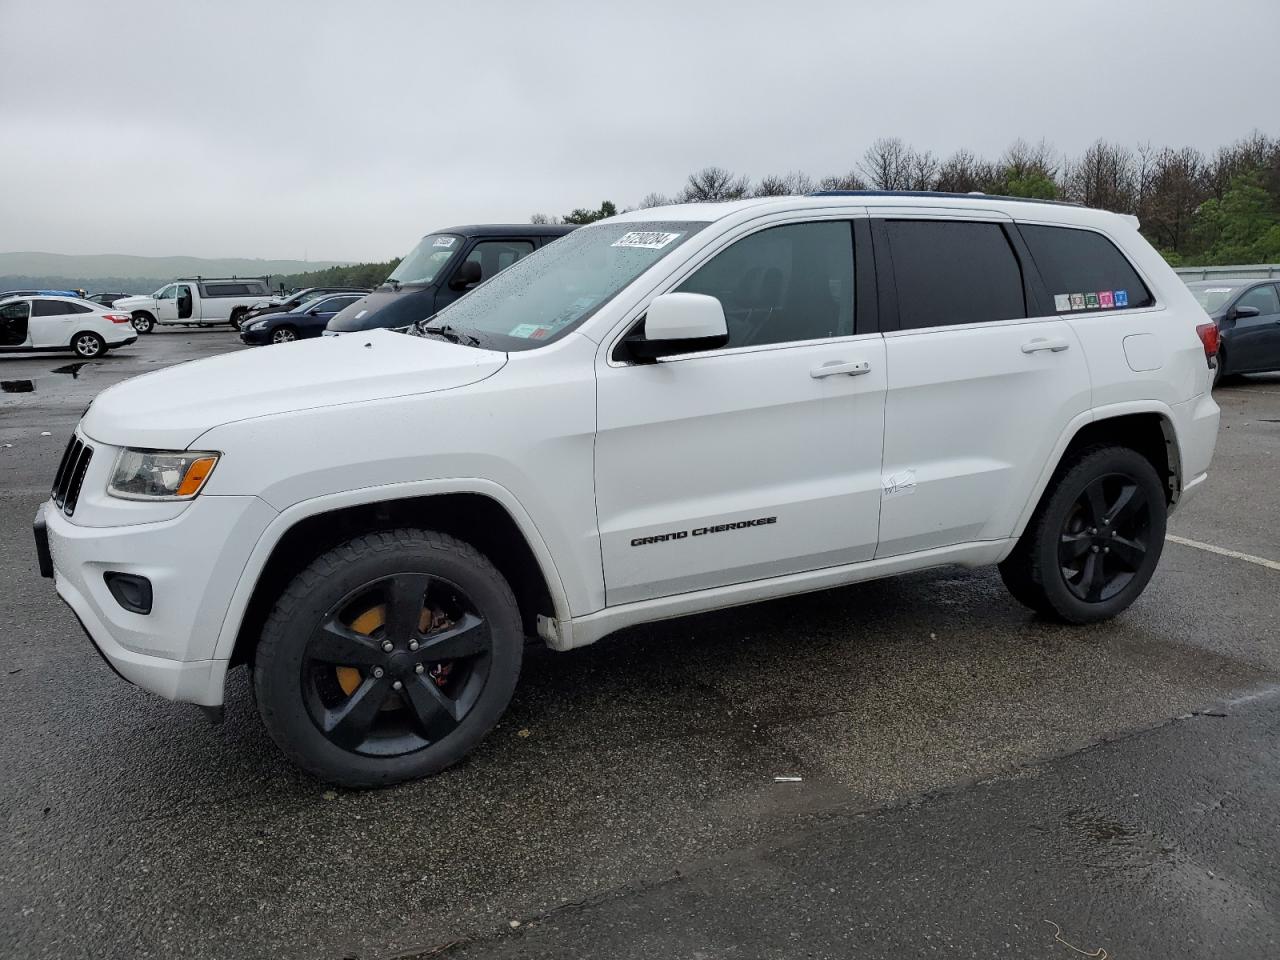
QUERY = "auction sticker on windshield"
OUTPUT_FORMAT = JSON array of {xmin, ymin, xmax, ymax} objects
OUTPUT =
[
  {"xmin": 509, "ymin": 323, "xmax": 554, "ymax": 339},
  {"xmin": 433, "ymin": 237, "xmax": 456, "ymax": 247},
  {"xmin": 612, "ymin": 231, "xmax": 682, "ymax": 250}
]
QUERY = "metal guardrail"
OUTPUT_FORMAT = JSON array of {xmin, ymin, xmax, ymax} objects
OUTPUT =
[{"xmin": 1175, "ymin": 264, "xmax": 1280, "ymax": 280}]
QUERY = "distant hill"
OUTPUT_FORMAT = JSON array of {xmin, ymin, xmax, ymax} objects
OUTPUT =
[{"xmin": 0, "ymin": 251, "xmax": 349, "ymax": 283}]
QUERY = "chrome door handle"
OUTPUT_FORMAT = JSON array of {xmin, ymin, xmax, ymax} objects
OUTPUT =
[
  {"xmin": 1021, "ymin": 337, "xmax": 1070, "ymax": 354},
  {"xmin": 811, "ymin": 359, "xmax": 872, "ymax": 379}
]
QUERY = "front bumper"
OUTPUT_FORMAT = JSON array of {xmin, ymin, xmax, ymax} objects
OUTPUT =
[
  {"xmin": 37, "ymin": 489, "xmax": 277, "ymax": 706},
  {"xmin": 238, "ymin": 329, "xmax": 269, "ymax": 345}
]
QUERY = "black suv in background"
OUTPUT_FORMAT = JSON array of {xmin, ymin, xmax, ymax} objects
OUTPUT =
[
  {"xmin": 235, "ymin": 285, "xmax": 370, "ymax": 329},
  {"xmin": 325, "ymin": 224, "xmax": 576, "ymax": 335}
]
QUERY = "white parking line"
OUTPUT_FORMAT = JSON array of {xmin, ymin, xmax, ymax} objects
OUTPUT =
[{"xmin": 1166, "ymin": 534, "xmax": 1280, "ymax": 572}]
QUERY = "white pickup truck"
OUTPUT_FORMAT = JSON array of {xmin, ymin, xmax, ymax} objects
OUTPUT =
[{"xmin": 114, "ymin": 278, "xmax": 276, "ymax": 334}]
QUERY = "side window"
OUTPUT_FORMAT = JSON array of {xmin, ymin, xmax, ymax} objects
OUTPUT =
[
  {"xmin": 1236, "ymin": 284, "xmax": 1280, "ymax": 315},
  {"xmin": 676, "ymin": 221, "xmax": 855, "ymax": 348},
  {"xmin": 157, "ymin": 285, "xmax": 176, "ymax": 300},
  {"xmin": 0, "ymin": 300, "xmax": 30, "ymax": 319},
  {"xmin": 884, "ymin": 220, "xmax": 1026, "ymax": 330},
  {"xmin": 66, "ymin": 301, "xmax": 93, "ymax": 314},
  {"xmin": 1019, "ymin": 224, "xmax": 1155, "ymax": 313},
  {"xmin": 462, "ymin": 240, "xmax": 535, "ymax": 282},
  {"xmin": 32, "ymin": 299, "xmax": 70, "ymax": 317},
  {"xmin": 326, "ymin": 296, "xmax": 359, "ymax": 311}
]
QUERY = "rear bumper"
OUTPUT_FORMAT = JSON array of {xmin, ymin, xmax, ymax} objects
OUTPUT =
[
  {"xmin": 1171, "ymin": 391, "xmax": 1220, "ymax": 512},
  {"xmin": 108, "ymin": 334, "xmax": 138, "ymax": 347}
]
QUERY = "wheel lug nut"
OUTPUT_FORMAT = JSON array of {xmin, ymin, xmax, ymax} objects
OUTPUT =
[
  {"xmin": 1091, "ymin": 545, "xmax": 1100, "ymax": 553},
  {"xmin": 393, "ymin": 680, "xmax": 403, "ymax": 691},
  {"xmin": 1103, "ymin": 546, "xmax": 1110, "ymax": 553},
  {"xmin": 415, "ymin": 663, "xmax": 425, "ymax": 674},
  {"xmin": 381, "ymin": 641, "xmax": 394, "ymax": 652},
  {"xmin": 409, "ymin": 640, "xmax": 419, "ymax": 651},
  {"xmin": 372, "ymin": 667, "xmax": 384, "ymax": 678}
]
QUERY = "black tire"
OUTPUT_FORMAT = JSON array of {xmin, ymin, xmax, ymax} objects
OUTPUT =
[
  {"xmin": 229, "ymin": 308, "xmax": 246, "ymax": 330},
  {"xmin": 253, "ymin": 528, "xmax": 522, "ymax": 788},
  {"xmin": 998, "ymin": 445, "xmax": 1166, "ymax": 624},
  {"xmin": 270, "ymin": 325, "xmax": 298, "ymax": 344},
  {"xmin": 71, "ymin": 331, "xmax": 105, "ymax": 359},
  {"xmin": 132, "ymin": 312, "xmax": 154, "ymax": 334}
]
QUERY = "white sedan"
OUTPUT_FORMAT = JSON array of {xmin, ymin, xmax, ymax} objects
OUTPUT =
[{"xmin": 0, "ymin": 295, "xmax": 139, "ymax": 358}]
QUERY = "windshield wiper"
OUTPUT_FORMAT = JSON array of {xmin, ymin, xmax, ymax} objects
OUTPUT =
[
  {"xmin": 419, "ymin": 322, "xmax": 482, "ymax": 347},
  {"xmin": 384, "ymin": 278, "xmax": 401, "ymax": 291}
]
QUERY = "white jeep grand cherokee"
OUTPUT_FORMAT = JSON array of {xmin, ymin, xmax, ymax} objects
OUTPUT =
[{"xmin": 35, "ymin": 192, "xmax": 1221, "ymax": 786}]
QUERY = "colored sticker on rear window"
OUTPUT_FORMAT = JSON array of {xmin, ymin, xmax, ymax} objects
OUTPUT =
[
  {"xmin": 432, "ymin": 237, "xmax": 456, "ymax": 248},
  {"xmin": 1054, "ymin": 294, "xmax": 1071, "ymax": 312},
  {"xmin": 509, "ymin": 323, "xmax": 553, "ymax": 339},
  {"xmin": 1069, "ymin": 293, "xmax": 1085, "ymax": 310},
  {"xmin": 1099, "ymin": 290, "xmax": 1114, "ymax": 308},
  {"xmin": 1114, "ymin": 289, "xmax": 1129, "ymax": 307},
  {"xmin": 612, "ymin": 231, "xmax": 682, "ymax": 250},
  {"xmin": 1084, "ymin": 292, "xmax": 1100, "ymax": 309}
]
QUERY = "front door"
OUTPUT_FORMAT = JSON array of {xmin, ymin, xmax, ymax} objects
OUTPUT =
[
  {"xmin": 594, "ymin": 219, "xmax": 886, "ymax": 605},
  {"xmin": 1228, "ymin": 282, "xmax": 1280, "ymax": 372},
  {"xmin": 436, "ymin": 239, "xmax": 535, "ymax": 312},
  {"xmin": 155, "ymin": 284, "xmax": 179, "ymax": 322},
  {"xmin": 873, "ymin": 216, "xmax": 1091, "ymax": 557},
  {"xmin": 0, "ymin": 300, "xmax": 31, "ymax": 348}
]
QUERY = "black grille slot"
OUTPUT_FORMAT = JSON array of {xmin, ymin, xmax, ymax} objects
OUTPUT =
[{"xmin": 52, "ymin": 437, "xmax": 93, "ymax": 516}]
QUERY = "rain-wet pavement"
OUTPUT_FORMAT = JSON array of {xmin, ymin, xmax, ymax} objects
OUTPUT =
[{"xmin": 1, "ymin": 330, "xmax": 1278, "ymax": 959}]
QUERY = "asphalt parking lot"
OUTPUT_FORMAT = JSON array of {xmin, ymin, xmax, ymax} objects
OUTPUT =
[{"xmin": 2, "ymin": 330, "xmax": 1279, "ymax": 959}]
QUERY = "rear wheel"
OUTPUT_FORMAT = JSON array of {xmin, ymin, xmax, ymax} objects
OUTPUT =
[
  {"xmin": 230, "ymin": 308, "xmax": 246, "ymax": 330},
  {"xmin": 998, "ymin": 446, "xmax": 1166, "ymax": 623},
  {"xmin": 271, "ymin": 325, "xmax": 298, "ymax": 344},
  {"xmin": 71, "ymin": 332, "xmax": 105, "ymax": 358},
  {"xmin": 131, "ymin": 312, "xmax": 154, "ymax": 334},
  {"xmin": 253, "ymin": 529, "xmax": 523, "ymax": 787}
]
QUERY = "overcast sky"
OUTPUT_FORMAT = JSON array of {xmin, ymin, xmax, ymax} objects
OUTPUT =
[{"xmin": 1, "ymin": 0, "xmax": 1277, "ymax": 263}]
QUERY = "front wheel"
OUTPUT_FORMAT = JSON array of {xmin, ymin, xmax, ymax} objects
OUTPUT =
[
  {"xmin": 253, "ymin": 529, "xmax": 523, "ymax": 788},
  {"xmin": 270, "ymin": 325, "xmax": 298, "ymax": 344},
  {"xmin": 132, "ymin": 312, "xmax": 155, "ymax": 334},
  {"xmin": 71, "ymin": 332, "xmax": 105, "ymax": 358},
  {"xmin": 998, "ymin": 446, "xmax": 1166, "ymax": 624}
]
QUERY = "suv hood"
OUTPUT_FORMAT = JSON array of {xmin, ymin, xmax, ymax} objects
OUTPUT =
[{"xmin": 81, "ymin": 329, "xmax": 507, "ymax": 449}]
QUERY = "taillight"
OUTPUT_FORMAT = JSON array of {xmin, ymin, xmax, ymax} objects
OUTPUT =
[
  {"xmin": 1196, "ymin": 322, "xmax": 1219, "ymax": 362},
  {"xmin": 103, "ymin": 313, "xmax": 131, "ymax": 324}
]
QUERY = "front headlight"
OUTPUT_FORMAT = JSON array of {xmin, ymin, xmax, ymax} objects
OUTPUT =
[
  {"xmin": 249, "ymin": 320, "xmax": 268, "ymax": 331},
  {"xmin": 108, "ymin": 449, "xmax": 220, "ymax": 500}
]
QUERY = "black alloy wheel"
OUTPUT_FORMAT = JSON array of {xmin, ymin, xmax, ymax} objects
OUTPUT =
[
  {"xmin": 302, "ymin": 573, "xmax": 493, "ymax": 757},
  {"xmin": 1057, "ymin": 473, "xmax": 1151, "ymax": 603}
]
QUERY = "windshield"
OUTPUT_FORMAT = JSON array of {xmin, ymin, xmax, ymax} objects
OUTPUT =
[
  {"xmin": 1190, "ymin": 284, "xmax": 1243, "ymax": 313},
  {"xmin": 416, "ymin": 221, "xmax": 708, "ymax": 350},
  {"xmin": 388, "ymin": 234, "xmax": 463, "ymax": 285}
]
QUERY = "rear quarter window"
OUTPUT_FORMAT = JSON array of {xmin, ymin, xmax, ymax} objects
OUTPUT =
[{"xmin": 1019, "ymin": 224, "xmax": 1154, "ymax": 313}]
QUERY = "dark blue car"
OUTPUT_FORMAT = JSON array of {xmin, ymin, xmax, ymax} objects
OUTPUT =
[{"xmin": 238, "ymin": 293, "xmax": 365, "ymax": 345}]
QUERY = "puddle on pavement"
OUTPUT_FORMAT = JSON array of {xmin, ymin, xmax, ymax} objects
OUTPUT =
[
  {"xmin": 1063, "ymin": 807, "xmax": 1180, "ymax": 878},
  {"xmin": 1, "ymin": 361, "xmax": 96, "ymax": 393}
]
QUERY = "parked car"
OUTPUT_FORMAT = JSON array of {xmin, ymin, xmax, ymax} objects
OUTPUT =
[
  {"xmin": 115, "ymin": 278, "xmax": 276, "ymax": 333},
  {"xmin": 0, "ymin": 295, "xmax": 137, "ymax": 357},
  {"xmin": 325, "ymin": 224, "xmax": 576, "ymax": 335},
  {"xmin": 236, "ymin": 286, "xmax": 370, "ymax": 329},
  {"xmin": 1186, "ymin": 278, "xmax": 1280, "ymax": 385},
  {"xmin": 34, "ymin": 192, "xmax": 1220, "ymax": 787},
  {"xmin": 1, "ymin": 288, "xmax": 80, "ymax": 300},
  {"xmin": 87, "ymin": 292, "xmax": 133, "ymax": 308},
  {"xmin": 239, "ymin": 293, "xmax": 366, "ymax": 345}
]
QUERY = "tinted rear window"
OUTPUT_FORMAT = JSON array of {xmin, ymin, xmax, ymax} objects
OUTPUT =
[
  {"xmin": 1020, "ymin": 224, "xmax": 1154, "ymax": 313},
  {"xmin": 32, "ymin": 299, "xmax": 69, "ymax": 316},
  {"xmin": 885, "ymin": 220, "xmax": 1026, "ymax": 329}
]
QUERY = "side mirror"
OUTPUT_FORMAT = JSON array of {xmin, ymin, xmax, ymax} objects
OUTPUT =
[
  {"xmin": 449, "ymin": 260, "xmax": 483, "ymax": 291},
  {"xmin": 623, "ymin": 292, "xmax": 729, "ymax": 363},
  {"xmin": 307, "ymin": 308, "xmax": 320, "ymax": 316},
  {"xmin": 1230, "ymin": 304, "xmax": 1261, "ymax": 320}
]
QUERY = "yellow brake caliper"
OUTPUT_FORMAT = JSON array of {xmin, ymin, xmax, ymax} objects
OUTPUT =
[{"xmin": 335, "ymin": 603, "xmax": 434, "ymax": 697}]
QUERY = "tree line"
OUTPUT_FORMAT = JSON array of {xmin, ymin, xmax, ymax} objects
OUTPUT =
[{"xmin": 533, "ymin": 132, "xmax": 1280, "ymax": 266}]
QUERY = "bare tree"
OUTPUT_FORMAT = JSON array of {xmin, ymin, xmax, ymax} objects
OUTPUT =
[
  {"xmin": 818, "ymin": 169, "xmax": 867, "ymax": 191},
  {"xmin": 859, "ymin": 137, "xmax": 913, "ymax": 189},
  {"xmin": 1206, "ymin": 131, "xmax": 1277, "ymax": 200},
  {"xmin": 1063, "ymin": 140, "xmax": 1138, "ymax": 212},
  {"xmin": 1141, "ymin": 146, "xmax": 1208, "ymax": 252},
  {"xmin": 753, "ymin": 170, "xmax": 816, "ymax": 196},
  {"xmin": 905, "ymin": 149, "xmax": 940, "ymax": 191},
  {"xmin": 935, "ymin": 149, "xmax": 998, "ymax": 193},
  {"xmin": 529, "ymin": 212, "xmax": 560, "ymax": 225},
  {"xmin": 678, "ymin": 166, "xmax": 751, "ymax": 202},
  {"xmin": 639, "ymin": 192, "xmax": 672, "ymax": 209},
  {"xmin": 1002, "ymin": 138, "xmax": 1059, "ymax": 181}
]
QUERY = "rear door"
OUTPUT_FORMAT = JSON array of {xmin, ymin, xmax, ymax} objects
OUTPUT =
[
  {"xmin": 873, "ymin": 213, "xmax": 1091, "ymax": 557},
  {"xmin": 29, "ymin": 299, "xmax": 77, "ymax": 347},
  {"xmin": 1227, "ymin": 283, "xmax": 1280, "ymax": 372}
]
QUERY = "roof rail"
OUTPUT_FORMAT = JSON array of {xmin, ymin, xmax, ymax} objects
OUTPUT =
[{"xmin": 807, "ymin": 189, "xmax": 1082, "ymax": 208}]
